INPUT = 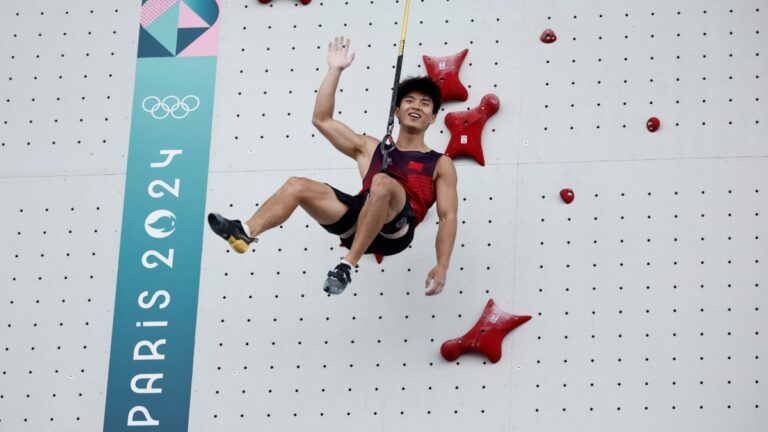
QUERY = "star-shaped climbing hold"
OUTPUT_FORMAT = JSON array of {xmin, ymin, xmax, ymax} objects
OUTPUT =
[
  {"xmin": 441, "ymin": 298, "xmax": 531, "ymax": 363},
  {"xmin": 422, "ymin": 49, "xmax": 469, "ymax": 103},
  {"xmin": 443, "ymin": 94, "xmax": 500, "ymax": 166}
]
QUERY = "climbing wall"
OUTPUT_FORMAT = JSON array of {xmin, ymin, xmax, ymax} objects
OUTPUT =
[{"xmin": 0, "ymin": 0, "xmax": 766, "ymax": 431}]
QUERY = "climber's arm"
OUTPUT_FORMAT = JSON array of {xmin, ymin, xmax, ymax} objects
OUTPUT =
[
  {"xmin": 312, "ymin": 36, "xmax": 375, "ymax": 163},
  {"xmin": 425, "ymin": 156, "xmax": 458, "ymax": 295},
  {"xmin": 434, "ymin": 156, "xmax": 458, "ymax": 270}
]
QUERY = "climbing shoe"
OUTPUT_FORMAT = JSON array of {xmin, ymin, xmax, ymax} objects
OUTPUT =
[
  {"xmin": 207, "ymin": 213, "xmax": 257, "ymax": 254},
  {"xmin": 323, "ymin": 261, "xmax": 353, "ymax": 295}
]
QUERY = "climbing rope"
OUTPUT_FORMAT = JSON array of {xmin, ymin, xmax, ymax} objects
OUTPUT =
[{"xmin": 380, "ymin": 0, "xmax": 411, "ymax": 173}]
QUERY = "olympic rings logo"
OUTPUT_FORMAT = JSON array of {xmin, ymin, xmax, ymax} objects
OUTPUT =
[{"xmin": 142, "ymin": 95, "xmax": 200, "ymax": 120}]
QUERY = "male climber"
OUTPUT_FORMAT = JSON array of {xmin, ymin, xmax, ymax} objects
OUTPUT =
[{"xmin": 207, "ymin": 36, "xmax": 458, "ymax": 295}]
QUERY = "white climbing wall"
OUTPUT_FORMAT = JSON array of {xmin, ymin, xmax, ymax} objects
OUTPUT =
[{"xmin": 0, "ymin": 0, "xmax": 766, "ymax": 431}]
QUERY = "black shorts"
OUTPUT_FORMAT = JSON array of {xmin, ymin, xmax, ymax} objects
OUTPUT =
[{"xmin": 319, "ymin": 183, "xmax": 417, "ymax": 256}]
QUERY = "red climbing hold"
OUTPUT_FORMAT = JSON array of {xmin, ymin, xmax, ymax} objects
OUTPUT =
[
  {"xmin": 422, "ymin": 49, "xmax": 469, "ymax": 103},
  {"xmin": 444, "ymin": 94, "xmax": 500, "ymax": 166},
  {"xmin": 560, "ymin": 188, "xmax": 574, "ymax": 204},
  {"xmin": 441, "ymin": 298, "xmax": 531, "ymax": 363},
  {"xmin": 647, "ymin": 116, "xmax": 661, "ymax": 132},
  {"xmin": 540, "ymin": 29, "xmax": 557, "ymax": 43},
  {"xmin": 259, "ymin": 0, "xmax": 311, "ymax": 4}
]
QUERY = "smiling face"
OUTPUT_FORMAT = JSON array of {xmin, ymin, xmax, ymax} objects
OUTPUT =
[{"xmin": 395, "ymin": 91, "xmax": 437, "ymax": 132}]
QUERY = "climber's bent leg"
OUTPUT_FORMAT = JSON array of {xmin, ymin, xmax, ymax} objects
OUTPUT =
[
  {"xmin": 246, "ymin": 177, "xmax": 348, "ymax": 238},
  {"xmin": 319, "ymin": 183, "xmax": 416, "ymax": 258},
  {"xmin": 323, "ymin": 174, "xmax": 412, "ymax": 295},
  {"xmin": 209, "ymin": 177, "xmax": 349, "ymax": 254},
  {"xmin": 321, "ymin": 175, "xmax": 416, "ymax": 295},
  {"xmin": 343, "ymin": 173, "xmax": 407, "ymax": 267}
]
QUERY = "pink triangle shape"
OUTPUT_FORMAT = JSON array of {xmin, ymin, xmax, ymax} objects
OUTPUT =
[{"xmin": 178, "ymin": 1, "xmax": 209, "ymax": 28}]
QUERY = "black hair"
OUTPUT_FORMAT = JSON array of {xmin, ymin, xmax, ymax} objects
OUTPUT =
[{"xmin": 396, "ymin": 76, "xmax": 442, "ymax": 114}]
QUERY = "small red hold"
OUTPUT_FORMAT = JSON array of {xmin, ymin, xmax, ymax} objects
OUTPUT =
[
  {"xmin": 422, "ymin": 49, "xmax": 469, "ymax": 103},
  {"xmin": 444, "ymin": 94, "xmax": 500, "ymax": 166},
  {"xmin": 441, "ymin": 298, "xmax": 531, "ymax": 363},
  {"xmin": 647, "ymin": 116, "xmax": 661, "ymax": 132},
  {"xmin": 259, "ymin": 0, "xmax": 311, "ymax": 4},
  {"xmin": 540, "ymin": 29, "xmax": 557, "ymax": 43},
  {"xmin": 560, "ymin": 188, "xmax": 574, "ymax": 204}
]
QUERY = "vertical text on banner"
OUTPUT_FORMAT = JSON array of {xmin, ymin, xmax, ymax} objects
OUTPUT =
[{"xmin": 104, "ymin": 1, "xmax": 222, "ymax": 430}]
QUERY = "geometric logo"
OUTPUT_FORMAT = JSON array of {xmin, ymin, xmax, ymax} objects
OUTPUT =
[{"xmin": 139, "ymin": 0, "xmax": 220, "ymax": 58}]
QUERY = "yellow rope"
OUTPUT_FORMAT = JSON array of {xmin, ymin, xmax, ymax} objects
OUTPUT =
[{"xmin": 398, "ymin": 0, "xmax": 410, "ymax": 56}]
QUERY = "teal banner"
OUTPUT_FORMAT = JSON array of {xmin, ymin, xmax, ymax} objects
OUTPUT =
[{"xmin": 104, "ymin": 1, "xmax": 221, "ymax": 430}]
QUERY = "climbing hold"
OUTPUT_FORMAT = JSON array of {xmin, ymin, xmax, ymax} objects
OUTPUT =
[
  {"xmin": 540, "ymin": 29, "xmax": 557, "ymax": 43},
  {"xmin": 646, "ymin": 116, "xmax": 661, "ymax": 132},
  {"xmin": 441, "ymin": 298, "xmax": 531, "ymax": 363},
  {"xmin": 375, "ymin": 253, "xmax": 384, "ymax": 264},
  {"xmin": 259, "ymin": 0, "xmax": 311, "ymax": 4},
  {"xmin": 560, "ymin": 188, "xmax": 574, "ymax": 204},
  {"xmin": 444, "ymin": 94, "xmax": 500, "ymax": 166},
  {"xmin": 422, "ymin": 49, "xmax": 469, "ymax": 103}
]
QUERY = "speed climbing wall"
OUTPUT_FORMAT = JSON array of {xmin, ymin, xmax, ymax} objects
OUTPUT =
[{"xmin": 0, "ymin": 0, "xmax": 766, "ymax": 431}]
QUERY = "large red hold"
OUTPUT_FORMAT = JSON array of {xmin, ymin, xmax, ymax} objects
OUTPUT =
[
  {"xmin": 422, "ymin": 49, "xmax": 470, "ymax": 103},
  {"xmin": 443, "ymin": 94, "xmax": 500, "ymax": 166},
  {"xmin": 441, "ymin": 298, "xmax": 531, "ymax": 363}
]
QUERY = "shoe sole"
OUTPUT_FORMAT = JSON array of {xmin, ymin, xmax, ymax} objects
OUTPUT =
[{"xmin": 227, "ymin": 236, "xmax": 249, "ymax": 254}]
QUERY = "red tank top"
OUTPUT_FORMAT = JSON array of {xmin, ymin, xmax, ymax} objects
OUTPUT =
[{"xmin": 358, "ymin": 145, "xmax": 443, "ymax": 226}]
